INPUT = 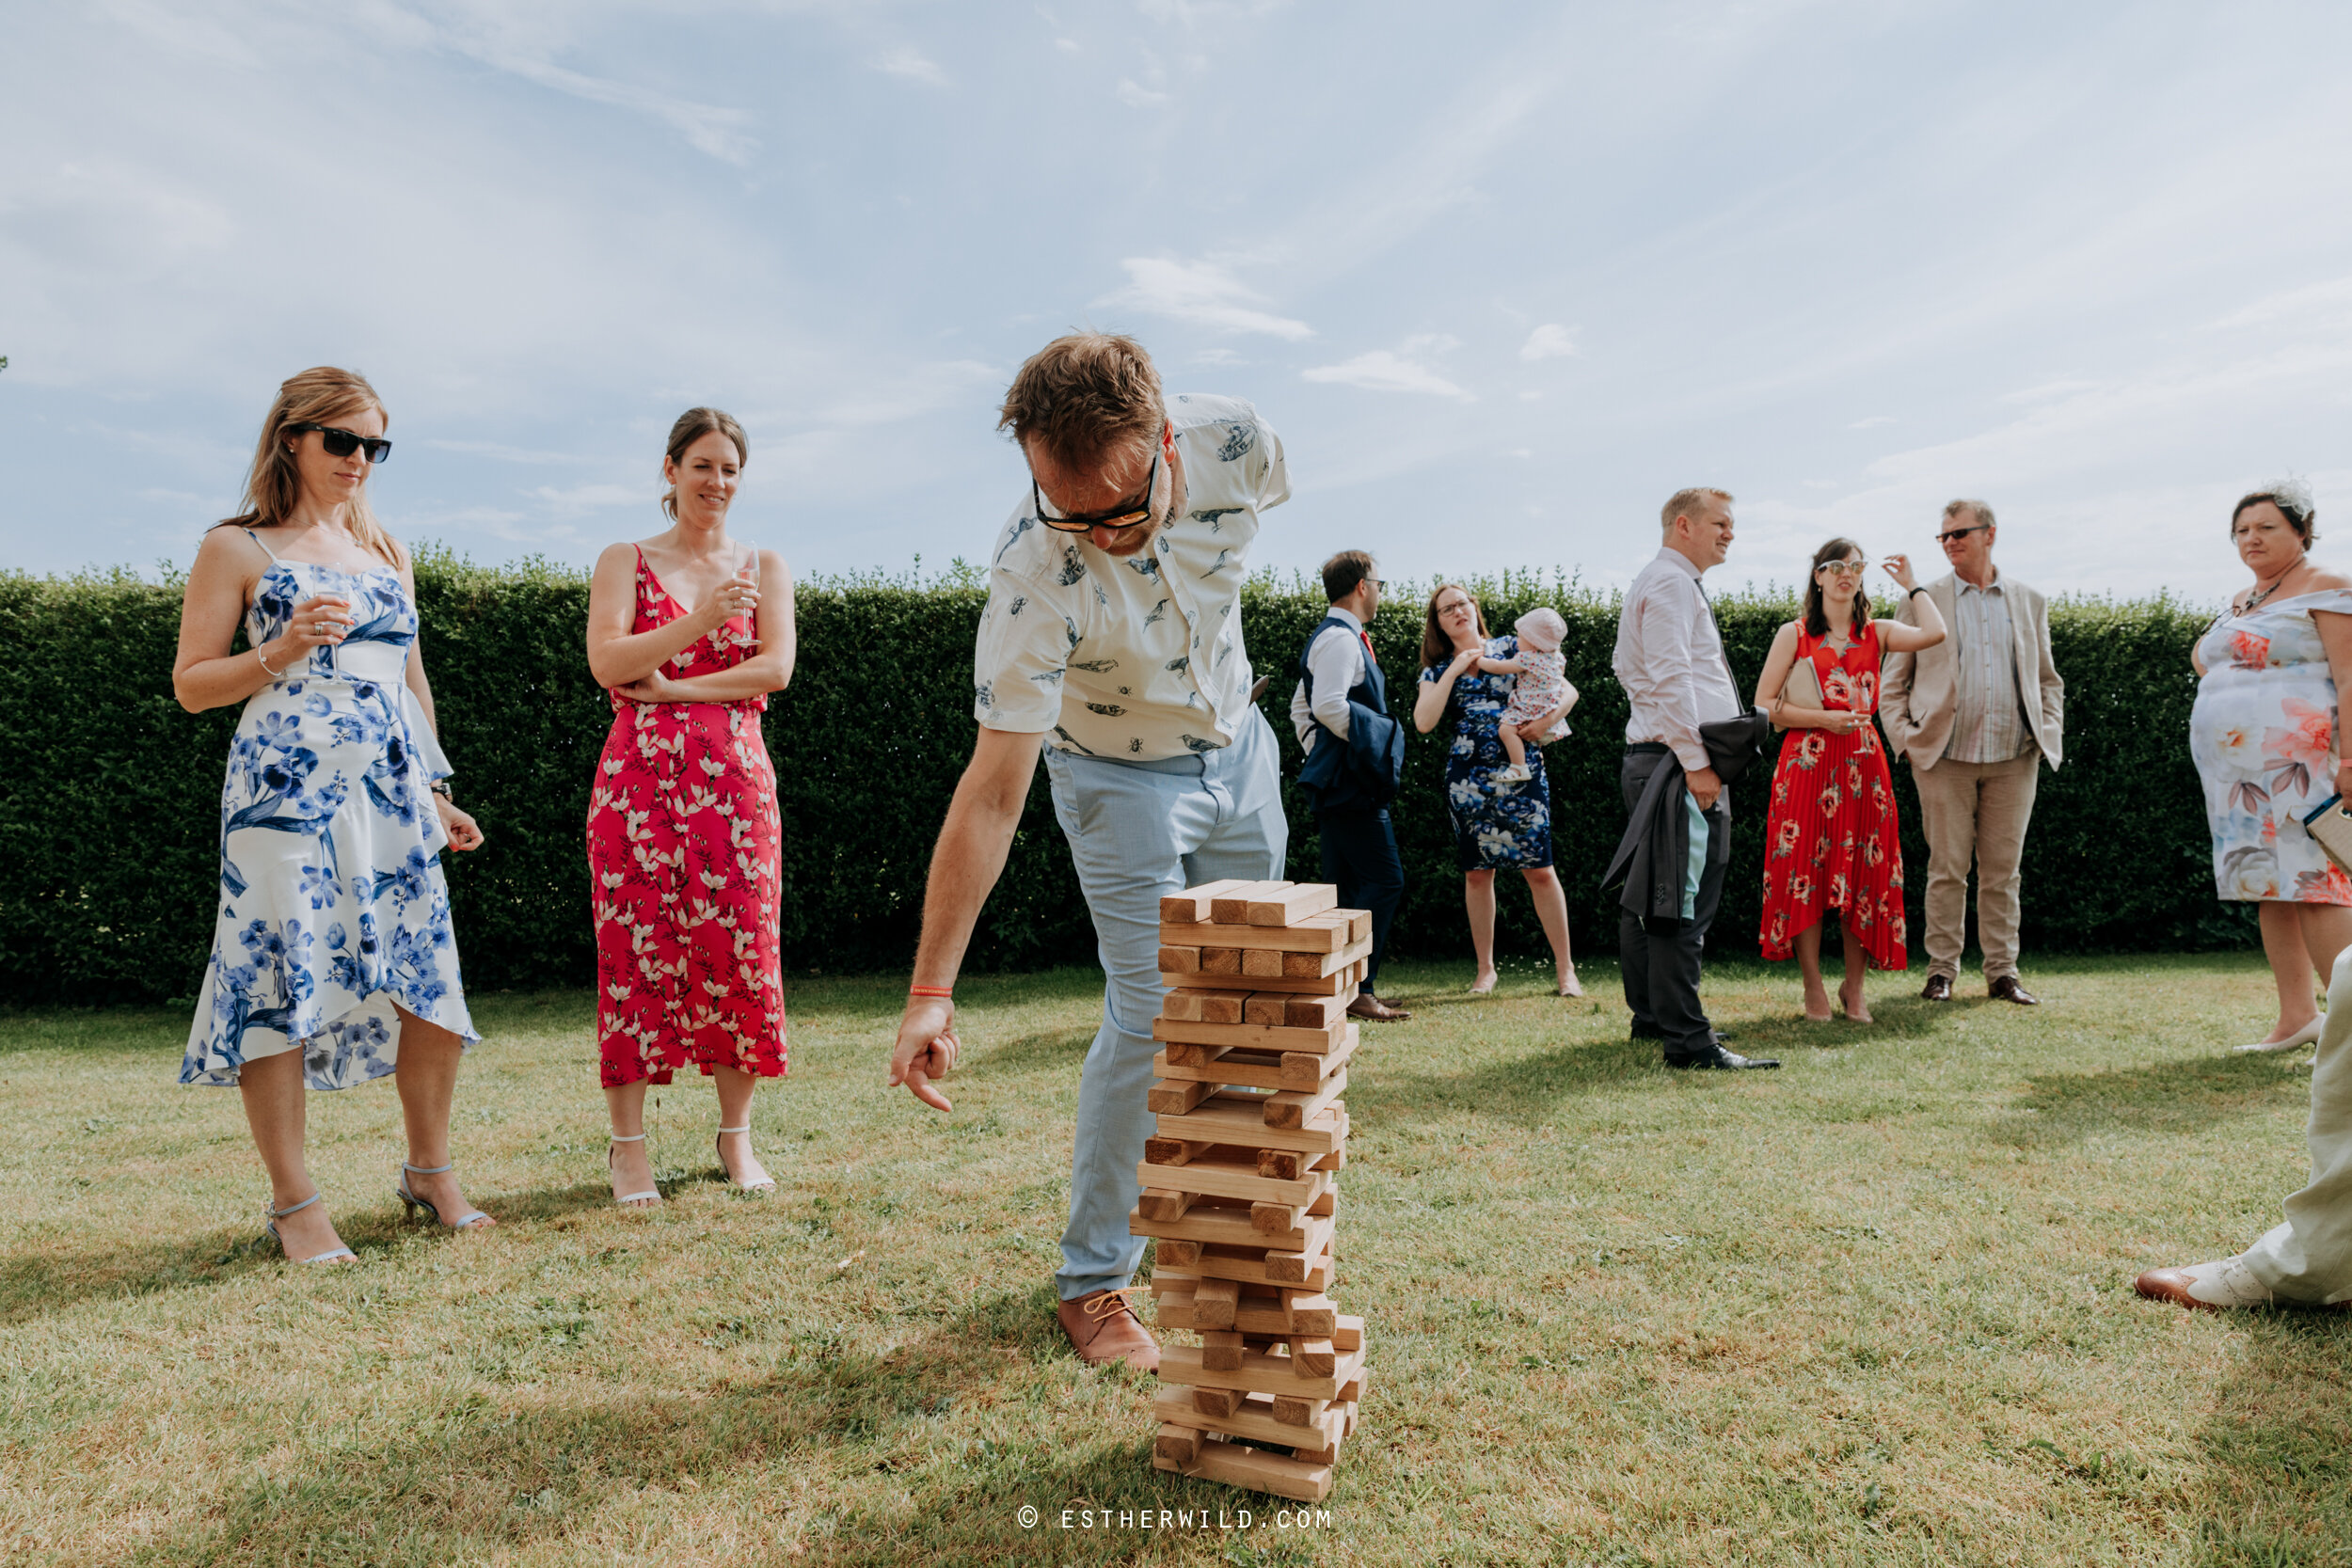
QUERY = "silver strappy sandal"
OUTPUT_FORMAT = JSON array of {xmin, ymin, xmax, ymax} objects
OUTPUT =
[
  {"xmin": 394, "ymin": 1161, "xmax": 493, "ymax": 1228},
  {"xmin": 265, "ymin": 1191, "xmax": 357, "ymax": 1264}
]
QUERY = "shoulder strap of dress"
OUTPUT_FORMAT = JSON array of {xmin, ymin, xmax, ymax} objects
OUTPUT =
[{"xmin": 244, "ymin": 528, "xmax": 278, "ymax": 562}]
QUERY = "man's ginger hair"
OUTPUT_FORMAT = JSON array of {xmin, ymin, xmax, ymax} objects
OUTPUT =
[{"xmin": 998, "ymin": 333, "xmax": 1166, "ymax": 472}]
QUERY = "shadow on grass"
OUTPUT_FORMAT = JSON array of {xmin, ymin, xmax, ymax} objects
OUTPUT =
[
  {"xmin": 126, "ymin": 1280, "xmax": 1246, "ymax": 1568},
  {"xmin": 2191, "ymin": 1310, "xmax": 2352, "ymax": 1566},
  {"xmin": 1986, "ymin": 1056, "xmax": 2306, "ymax": 1149}
]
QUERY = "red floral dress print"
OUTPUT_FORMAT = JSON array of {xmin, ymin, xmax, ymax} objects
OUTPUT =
[
  {"xmin": 1758, "ymin": 621, "xmax": 1908, "ymax": 970},
  {"xmin": 586, "ymin": 548, "xmax": 787, "ymax": 1086}
]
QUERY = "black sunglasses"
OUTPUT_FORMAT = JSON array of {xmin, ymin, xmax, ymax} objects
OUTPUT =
[
  {"xmin": 1033, "ymin": 449, "xmax": 1157, "ymax": 534},
  {"xmin": 290, "ymin": 422, "xmax": 393, "ymax": 464},
  {"xmin": 1936, "ymin": 523, "xmax": 1988, "ymax": 545}
]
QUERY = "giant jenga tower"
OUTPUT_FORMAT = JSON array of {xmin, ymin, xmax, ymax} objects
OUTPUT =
[{"xmin": 1136, "ymin": 879, "xmax": 1369, "ymax": 1503}]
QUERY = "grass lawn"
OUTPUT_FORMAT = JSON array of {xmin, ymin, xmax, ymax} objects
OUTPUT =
[{"xmin": 3, "ymin": 952, "xmax": 2349, "ymax": 1566}]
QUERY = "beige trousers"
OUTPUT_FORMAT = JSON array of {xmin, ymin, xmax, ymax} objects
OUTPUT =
[
  {"xmin": 2245, "ymin": 947, "xmax": 2352, "ymax": 1302},
  {"xmin": 1915, "ymin": 750, "xmax": 2040, "ymax": 981}
]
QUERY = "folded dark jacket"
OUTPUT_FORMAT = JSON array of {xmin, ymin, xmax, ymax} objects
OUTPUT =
[{"xmin": 1300, "ymin": 700, "xmax": 1405, "ymax": 812}]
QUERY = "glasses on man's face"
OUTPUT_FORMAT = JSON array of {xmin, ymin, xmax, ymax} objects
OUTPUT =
[
  {"xmin": 1034, "ymin": 449, "xmax": 1159, "ymax": 534},
  {"xmin": 1937, "ymin": 524, "xmax": 1988, "ymax": 546},
  {"xmin": 291, "ymin": 422, "xmax": 392, "ymax": 464},
  {"xmin": 1817, "ymin": 560, "xmax": 1867, "ymax": 580}
]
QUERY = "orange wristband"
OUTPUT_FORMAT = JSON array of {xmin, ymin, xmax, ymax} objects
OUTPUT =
[{"xmin": 909, "ymin": 985, "xmax": 952, "ymax": 999}]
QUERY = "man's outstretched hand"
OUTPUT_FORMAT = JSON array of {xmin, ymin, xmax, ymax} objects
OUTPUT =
[{"xmin": 888, "ymin": 996, "xmax": 961, "ymax": 1112}]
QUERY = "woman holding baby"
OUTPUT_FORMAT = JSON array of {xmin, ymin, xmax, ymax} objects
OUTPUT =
[
  {"xmin": 1414, "ymin": 586, "xmax": 1582, "ymax": 996},
  {"xmin": 1753, "ymin": 539, "xmax": 1946, "ymax": 1022},
  {"xmin": 584, "ymin": 407, "xmax": 798, "ymax": 1208}
]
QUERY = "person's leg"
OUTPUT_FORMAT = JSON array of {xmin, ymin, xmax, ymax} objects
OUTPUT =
[
  {"xmin": 1498, "ymin": 726, "xmax": 1528, "ymax": 773},
  {"xmin": 391, "ymin": 1007, "xmax": 495, "ymax": 1227},
  {"xmin": 1617, "ymin": 752, "xmax": 1659, "ymax": 1036},
  {"xmin": 1466, "ymin": 870, "xmax": 1499, "ymax": 990},
  {"xmin": 1793, "ymin": 922, "xmax": 1831, "ymax": 1021},
  {"xmin": 712, "ymin": 1065, "xmax": 771, "ymax": 1189},
  {"xmin": 1656, "ymin": 799, "xmax": 1729, "ymax": 1059},
  {"xmin": 1518, "ymin": 864, "xmax": 1579, "ymax": 993},
  {"xmin": 1913, "ymin": 761, "xmax": 1979, "ymax": 983},
  {"xmin": 1317, "ymin": 809, "xmax": 1403, "ymax": 996},
  {"xmin": 604, "ymin": 1079, "xmax": 659, "ymax": 1207},
  {"xmin": 2240, "ymin": 955, "xmax": 2352, "ymax": 1302},
  {"xmin": 1837, "ymin": 912, "xmax": 1872, "ymax": 1022},
  {"xmin": 1971, "ymin": 752, "xmax": 2041, "ymax": 984},
  {"xmin": 2261, "ymin": 901, "xmax": 2325, "ymax": 1042},
  {"xmin": 2296, "ymin": 906, "xmax": 2352, "ymax": 993},
  {"xmin": 238, "ymin": 1047, "xmax": 348, "ymax": 1261}
]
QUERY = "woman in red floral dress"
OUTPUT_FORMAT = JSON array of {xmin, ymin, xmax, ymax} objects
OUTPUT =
[
  {"xmin": 1755, "ymin": 538, "xmax": 1946, "ymax": 1022},
  {"xmin": 585, "ymin": 407, "xmax": 796, "ymax": 1206}
]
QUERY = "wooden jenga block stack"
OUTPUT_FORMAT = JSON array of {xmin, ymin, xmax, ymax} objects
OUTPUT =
[{"xmin": 1134, "ymin": 879, "xmax": 1371, "ymax": 1503}]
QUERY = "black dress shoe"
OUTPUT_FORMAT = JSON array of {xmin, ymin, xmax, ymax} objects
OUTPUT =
[
  {"xmin": 1989, "ymin": 975, "xmax": 2040, "ymax": 1006},
  {"xmin": 1920, "ymin": 974, "xmax": 1952, "ymax": 1002},
  {"xmin": 1665, "ymin": 1043, "xmax": 1779, "ymax": 1070}
]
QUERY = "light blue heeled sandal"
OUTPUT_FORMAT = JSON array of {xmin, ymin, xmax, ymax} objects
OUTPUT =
[
  {"xmin": 265, "ymin": 1191, "xmax": 357, "ymax": 1264},
  {"xmin": 395, "ymin": 1162, "xmax": 493, "ymax": 1228}
]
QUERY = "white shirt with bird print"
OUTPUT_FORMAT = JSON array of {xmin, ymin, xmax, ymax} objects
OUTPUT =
[{"xmin": 972, "ymin": 393, "xmax": 1288, "ymax": 761}]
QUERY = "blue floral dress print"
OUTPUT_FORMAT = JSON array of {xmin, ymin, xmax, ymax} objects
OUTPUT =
[
  {"xmin": 1422, "ymin": 635, "xmax": 1554, "ymax": 873},
  {"xmin": 181, "ymin": 541, "xmax": 478, "ymax": 1091}
]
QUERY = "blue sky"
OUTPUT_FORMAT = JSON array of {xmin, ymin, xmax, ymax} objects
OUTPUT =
[{"xmin": 6, "ymin": 1, "xmax": 2351, "ymax": 601}]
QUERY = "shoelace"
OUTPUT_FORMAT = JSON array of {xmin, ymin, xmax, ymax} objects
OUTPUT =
[{"xmin": 1081, "ymin": 1286, "xmax": 1147, "ymax": 1323}]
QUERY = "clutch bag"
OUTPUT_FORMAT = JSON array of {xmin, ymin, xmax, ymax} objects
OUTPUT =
[{"xmin": 2305, "ymin": 794, "xmax": 2352, "ymax": 876}]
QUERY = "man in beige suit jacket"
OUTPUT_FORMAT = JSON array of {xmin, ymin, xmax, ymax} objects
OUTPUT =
[{"xmin": 1882, "ymin": 499, "xmax": 2064, "ymax": 1005}]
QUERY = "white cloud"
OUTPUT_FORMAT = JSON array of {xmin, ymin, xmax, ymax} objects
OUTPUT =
[
  {"xmin": 1302, "ymin": 336, "xmax": 1472, "ymax": 401},
  {"xmin": 1848, "ymin": 416, "xmax": 1897, "ymax": 429},
  {"xmin": 440, "ymin": 44, "xmax": 757, "ymax": 166},
  {"xmin": 528, "ymin": 483, "xmax": 644, "ymax": 515},
  {"xmin": 1116, "ymin": 78, "xmax": 1170, "ymax": 107},
  {"xmin": 1055, "ymin": 37, "xmax": 1080, "ymax": 53},
  {"xmin": 876, "ymin": 48, "xmax": 947, "ymax": 87},
  {"xmin": 1102, "ymin": 257, "xmax": 1312, "ymax": 340},
  {"xmin": 1192, "ymin": 347, "xmax": 1247, "ymax": 366},
  {"xmin": 1518, "ymin": 323, "xmax": 1576, "ymax": 361}
]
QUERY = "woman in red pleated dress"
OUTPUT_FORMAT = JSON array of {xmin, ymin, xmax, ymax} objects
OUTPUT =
[
  {"xmin": 585, "ymin": 407, "xmax": 796, "ymax": 1207},
  {"xmin": 1755, "ymin": 538, "xmax": 1945, "ymax": 1022}
]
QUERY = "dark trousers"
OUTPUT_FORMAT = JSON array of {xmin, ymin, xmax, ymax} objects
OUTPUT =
[
  {"xmin": 1317, "ymin": 808, "xmax": 1405, "ymax": 994},
  {"xmin": 1617, "ymin": 750, "xmax": 1731, "ymax": 1058}
]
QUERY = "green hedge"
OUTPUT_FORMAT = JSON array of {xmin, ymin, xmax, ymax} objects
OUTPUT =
[{"xmin": 0, "ymin": 558, "xmax": 2241, "ymax": 1006}]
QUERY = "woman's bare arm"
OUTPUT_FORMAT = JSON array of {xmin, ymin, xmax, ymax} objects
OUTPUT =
[
  {"xmin": 172, "ymin": 529, "xmax": 351, "ymax": 712},
  {"xmin": 586, "ymin": 543, "xmax": 727, "ymax": 688}
]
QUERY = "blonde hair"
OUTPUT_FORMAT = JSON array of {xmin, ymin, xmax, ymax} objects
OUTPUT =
[
  {"xmin": 1661, "ymin": 486, "xmax": 1733, "ymax": 531},
  {"xmin": 217, "ymin": 367, "xmax": 403, "ymax": 566},
  {"xmin": 661, "ymin": 406, "xmax": 751, "ymax": 521}
]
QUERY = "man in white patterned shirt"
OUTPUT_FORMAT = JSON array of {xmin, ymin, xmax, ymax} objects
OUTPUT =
[
  {"xmin": 1883, "ymin": 499, "xmax": 2066, "ymax": 1005},
  {"xmin": 886, "ymin": 334, "xmax": 1290, "ymax": 1372}
]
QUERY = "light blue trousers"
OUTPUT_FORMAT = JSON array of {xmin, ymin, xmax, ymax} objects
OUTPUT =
[{"xmin": 1044, "ymin": 709, "xmax": 1288, "ymax": 1301}]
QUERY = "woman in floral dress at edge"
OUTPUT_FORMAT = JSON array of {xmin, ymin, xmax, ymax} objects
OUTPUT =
[
  {"xmin": 585, "ymin": 408, "xmax": 796, "ymax": 1207},
  {"xmin": 1413, "ymin": 583, "xmax": 1582, "ymax": 997},
  {"xmin": 1752, "ymin": 539, "xmax": 1946, "ymax": 1022},
  {"xmin": 173, "ymin": 367, "xmax": 492, "ymax": 1265},
  {"xmin": 2188, "ymin": 483, "xmax": 2352, "ymax": 1055}
]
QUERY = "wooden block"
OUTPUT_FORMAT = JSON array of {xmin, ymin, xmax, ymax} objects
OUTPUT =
[
  {"xmin": 1199, "ymin": 947, "xmax": 1243, "ymax": 976},
  {"xmin": 1164, "ymin": 1039, "xmax": 1236, "ymax": 1069},
  {"xmin": 1136, "ymin": 1147, "xmax": 1328, "ymax": 1208},
  {"xmin": 1290, "ymin": 1337, "xmax": 1337, "ymax": 1377},
  {"xmin": 1306, "ymin": 1182, "xmax": 1336, "ymax": 1219},
  {"xmin": 1158, "ymin": 945, "xmax": 1201, "ymax": 974},
  {"xmin": 1161, "ymin": 914, "xmax": 1349, "ymax": 955},
  {"xmin": 1257, "ymin": 1148, "xmax": 1302, "ymax": 1180},
  {"xmin": 1331, "ymin": 1314, "xmax": 1362, "ymax": 1353},
  {"xmin": 1288, "ymin": 1294, "xmax": 1339, "ymax": 1338},
  {"xmin": 1269, "ymin": 1393, "xmax": 1325, "ymax": 1427},
  {"xmin": 1336, "ymin": 1369, "xmax": 1367, "ymax": 1404},
  {"xmin": 1137, "ymin": 1187, "xmax": 1194, "ymax": 1222},
  {"xmin": 1155, "ymin": 1237, "xmax": 1202, "ymax": 1267},
  {"xmin": 1152, "ymin": 1386, "xmax": 1342, "ymax": 1449},
  {"xmin": 1279, "ymin": 1030, "xmax": 1358, "ymax": 1087},
  {"xmin": 1147, "ymin": 1077, "xmax": 1216, "ymax": 1115},
  {"xmin": 1171, "ymin": 958, "xmax": 1363, "ymax": 995},
  {"xmin": 1159, "ymin": 987, "xmax": 1249, "ymax": 1024},
  {"xmin": 1152, "ymin": 1440, "xmax": 1332, "ymax": 1504},
  {"xmin": 1251, "ymin": 1198, "xmax": 1304, "ymax": 1235},
  {"xmin": 1153, "ymin": 1286, "xmax": 1337, "ymax": 1338},
  {"xmin": 1143, "ymin": 1136, "xmax": 1213, "ymax": 1167},
  {"xmin": 1131, "ymin": 1197, "xmax": 1329, "ymax": 1259},
  {"xmin": 1152, "ymin": 1031, "xmax": 1354, "ymax": 1091},
  {"xmin": 1210, "ymin": 880, "xmax": 1291, "ymax": 924},
  {"xmin": 1191, "ymin": 1386, "xmax": 1240, "ymax": 1418},
  {"xmin": 1244, "ymin": 990, "xmax": 1349, "ymax": 1029},
  {"xmin": 1155, "ymin": 1097, "xmax": 1346, "ymax": 1155},
  {"xmin": 1262, "ymin": 1240, "xmax": 1330, "ymax": 1285},
  {"xmin": 1245, "ymin": 938, "xmax": 1373, "ymax": 979},
  {"xmin": 1200, "ymin": 1329, "xmax": 1246, "ymax": 1371},
  {"xmin": 1152, "ymin": 1240, "xmax": 1334, "ymax": 1293},
  {"xmin": 1265, "ymin": 1069, "xmax": 1348, "ymax": 1130},
  {"xmin": 1155, "ymin": 1422, "xmax": 1202, "ymax": 1465},
  {"xmin": 1156, "ymin": 1345, "xmax": 1361, "ymax": 1402},
  {"xmin": 1244, "ymin": 883, "xmax": 1338, "ymax": 926},
  {"xmin": 1161, "ymin": 879, "xmax": 1250, "ymax": 926},
  {"xmin": 1155, "ymin": 1014, "xmax": 1347, "ymax": 1055},
  {"xmin": 1338, "ymin": 909, "xmax": 1372, "ymax": 942},
  {"xmin": 1310, "ymin": 1146, "xmax": 1344, "ymax": 1173},
  {"xmin": 1193, "ymin": 1275, "xmax": 1239, "ymax": 1331}
]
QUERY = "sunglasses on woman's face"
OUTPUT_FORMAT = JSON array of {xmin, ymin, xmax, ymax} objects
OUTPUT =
[
  {"xmin": 1817, "ymin": 560, "xmax": 1867, "ymax": 579},
  {"xmin": 291, "ymin": 422, "xmax": 392, "ymax": 464}
]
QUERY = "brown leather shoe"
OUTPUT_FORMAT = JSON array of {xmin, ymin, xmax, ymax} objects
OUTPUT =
[
  {"xmin": 1057, "ymin": 1289, "xmax": 1159, "ymax": 1372},
  {"xmin": 1920, "ymin": 974, "xmax": 1952, "ymax": 1002},
  {"xmin": 1347, "ymin": 994, "xmax": 1412, "ymax": 1022},
  {"xmin": 1989, "ymin": 975, "xmax": 2040, "ymax": 1006}
]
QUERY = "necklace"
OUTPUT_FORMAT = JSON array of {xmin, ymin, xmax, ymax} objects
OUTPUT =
[{"xmin": 2242, "ymin": 561, "xmax": 2304, "ymax": 615}]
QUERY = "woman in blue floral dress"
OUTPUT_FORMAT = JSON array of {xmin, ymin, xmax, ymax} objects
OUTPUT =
[
  {"xmin": 1414, "ymin": 584, "xmax": 1581, "ymax": 996},
  {"xmin": 172, "ymin": 367, "xmax": 492, "ymax": 1264}
]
